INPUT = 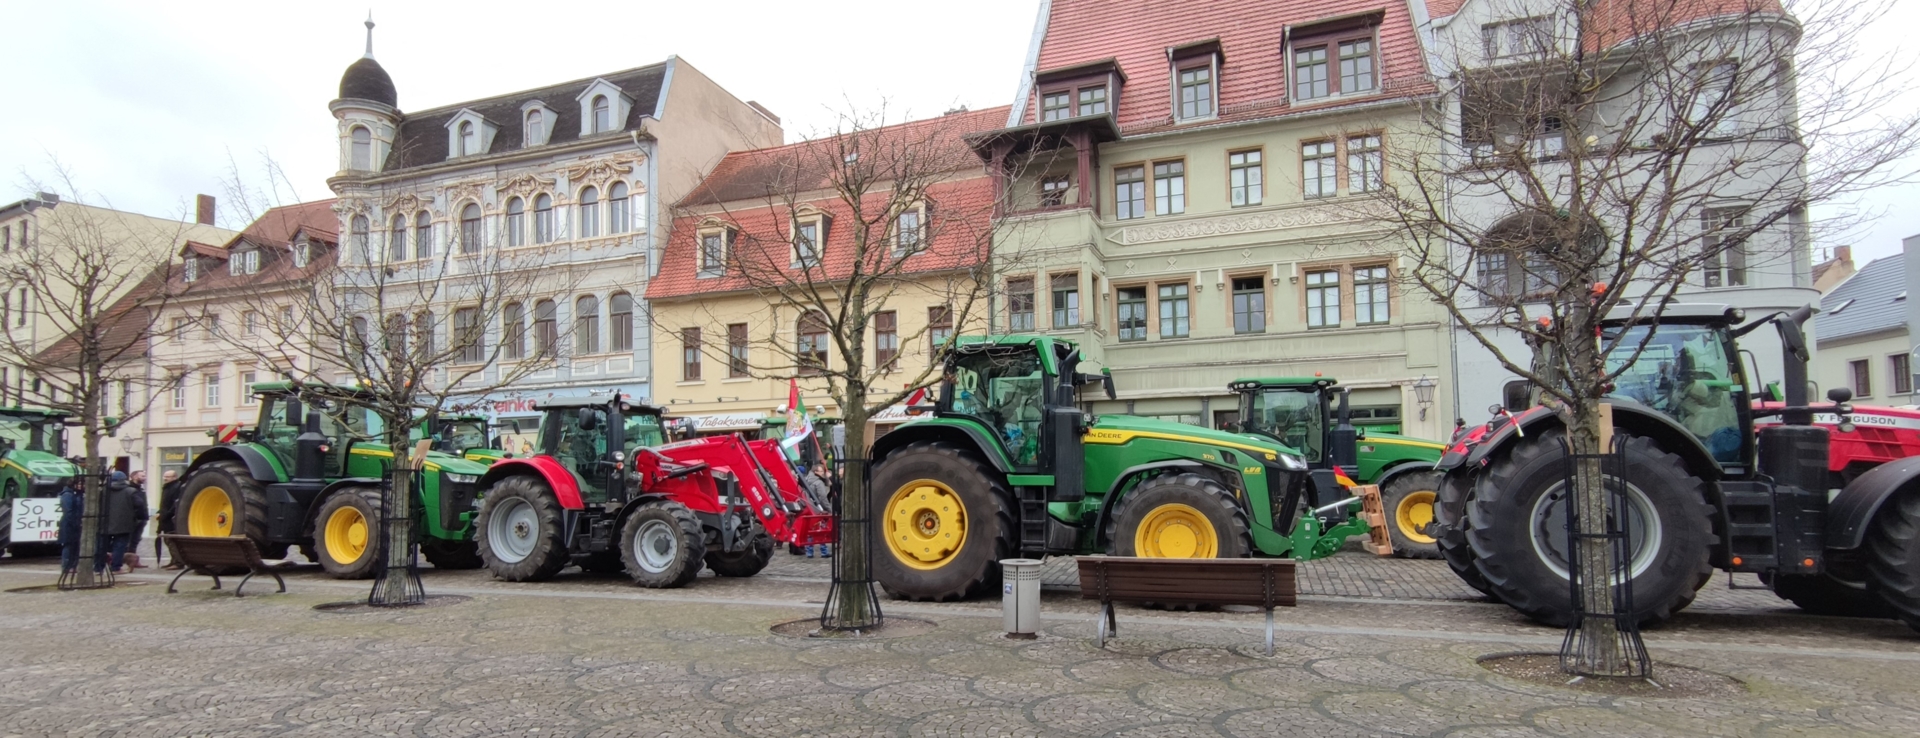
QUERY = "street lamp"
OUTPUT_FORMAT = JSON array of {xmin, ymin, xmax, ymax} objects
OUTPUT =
[{"xmin": 1412, "ymin": 375, "xmax": 1437, "ymax": 420}]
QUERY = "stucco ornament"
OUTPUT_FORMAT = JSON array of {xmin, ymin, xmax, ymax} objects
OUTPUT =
[
  {"xmin": 497, "ymin": 172, "xmax": 559, "ymax": 203},
  {"xmin": 1113, "ymin": 202, "xmax": 1376, "ymax": 246},
  {"xmin": 563, "ymin": 155, "xmax": 643, "ymax": 188}
]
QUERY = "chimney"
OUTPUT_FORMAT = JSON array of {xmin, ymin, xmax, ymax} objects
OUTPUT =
[
  {"xmin": 1834, "ymin": 245, "xmax": 1852, "ymax": 265},
  {"xmin": 195, "ymin": 194, "xmax": 216, "ymax": 226}
]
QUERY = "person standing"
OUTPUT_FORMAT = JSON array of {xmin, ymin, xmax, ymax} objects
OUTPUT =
[
  {"xmin": 56, "ymin": 480, "xmax": 84, "ymax": 575},
  {"xmin": 125, "ymin": 470, "xmax": 149, "ymax": 568},
  {"xmin": 803, "ymin": 464, "xmax": 832, "ymax": 558},
  {"xmin": 155, "ymin": 469, "xmax": 181, "ymax": 566},
  {"xmin": 95, "ymin": 471, "xmax": 147, "ymax": 574}
]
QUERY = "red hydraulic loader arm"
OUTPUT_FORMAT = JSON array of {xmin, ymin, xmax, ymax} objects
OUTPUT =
[{"xmin": 650, "ymin": 435, "xmax": 836, "ymax": 547}]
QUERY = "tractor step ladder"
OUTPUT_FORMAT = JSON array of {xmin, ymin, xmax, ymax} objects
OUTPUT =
[
  {"xmin": 1720, "ymin": 483, "xmax": 1780, "ymax": 573},
  {"xmin": 1017, "ymin": 486, "xmax": 1048, "ymax": 553},
  {"xmin": 1354, "ymin": 485, "xmax": 1394, "ymax": 556}
]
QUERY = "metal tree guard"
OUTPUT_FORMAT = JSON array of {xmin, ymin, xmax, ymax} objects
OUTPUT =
[
  {"xmin": 819, "ymin": 458, "xmax": 882, "ymax": 631},
  {"xmin": 1559, "ymin": 436, "xmax": 1651, "ymax": 678},
  {"xmin": 57, "ymin": 470, "xmax": 113, "ymax": 591},
  {"xmin": 368, "ymin": 468, "xmax": 425, "ymax": 607}
]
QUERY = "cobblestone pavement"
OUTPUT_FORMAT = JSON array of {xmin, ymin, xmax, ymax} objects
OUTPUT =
[{"xmin": 2, "ymin": 551, "xmax": 1918, "ymax": 737}]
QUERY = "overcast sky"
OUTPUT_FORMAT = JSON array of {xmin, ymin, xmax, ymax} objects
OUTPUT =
[{"xmin": 4, "ymin": 1, "xmax": 1917, "ymax": 264}]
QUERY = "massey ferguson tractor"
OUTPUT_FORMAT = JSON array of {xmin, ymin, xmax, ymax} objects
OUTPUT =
[
  {"xmin": 1229, "ymin": 377, "xmax": 1446, "ymax": 558},
  {"xmin": 1435, "ymin": 303, "xmax": 1920, "ymax": 633},
  {"xmin": 867, "ymin": 336, "xmax": 1382, "ymax": 602},
  {"xmin": 0, "ymin": 407, "xmax": 77, "ymax": 556},
  {"xmin": 471, "ymin": 395, "xmax": 832, "ymax": 588},
  {"xmin": 168, "ymin": 382, "xmax": 493, "ymax": 578}
]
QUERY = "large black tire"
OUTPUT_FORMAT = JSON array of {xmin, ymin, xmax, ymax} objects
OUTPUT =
[
  {"xmin": 1436, "ymin": 471, "xmax": 1494, "ymax": 595},
  {"xmin": 1866, "ymin": 490, "xmax": 1920, "ymax": 633},
  {"xmin": 175, "ymin": 460, "xmax": 273, "ymax": 572},
  {"xmin": 0, "ymin": 497, "xmax": 12, "ymax": 556},
  {"xmin": 474, "ymin": 475, "xmax": 570, "ymax": 582},
  {"xmin": 871, "ymin": 441, "xmax": 1015, "ymax": 602},
  {"xmin": 1766, "ymin": 572, "xmax": 1894, "ymax": 618},
  {"xmin": 1106, "ymin": 473, "xmax": 1250, "ymax": 559},
  {"xmin": 1468, "ymin": 432, "xmax": 1716, "ymax": 628},
  {"xmin": 1381, "ymin": 472, "xmax": 1444, "ymax": 560},
  {"xmin": 421, "ymin": 539, "xmax": 484, "ymax": 570},
  {"xmin": 706, "ymin": 526, "xmax": 775, "ymax": 577},
  {"xmin": 313, "ymin": 486, "xmax": 383, "ymax": 579},
  {"xmin": 620, "ymin": 500, "xmax": 706, "ymax": 588}
]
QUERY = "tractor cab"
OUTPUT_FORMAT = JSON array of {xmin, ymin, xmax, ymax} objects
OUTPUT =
[
  {"xmin": 0, "ymin": 407, "xmax": 76, "ymax": 498},
  {"xmin": 938, "ymin": 336, "xmax": 1112, "ymax": 477},
  {"xmin": 247, "ymin": 382, "xmax": 382, "ymax": 480},
  {"xmin": 1230, "ymin": 378, "xmax": 1360, "ymax": 496},
  {"xmin": 532, "ymin": 395, "xmax": 667, "ymax": 504},
  {"xmin": 1599, "ymin": 306, "xmax": 1752, "ymax": 468},
  {"xmin": 425, "ymin": 414, "xmax": 501, "ymax": 462}
]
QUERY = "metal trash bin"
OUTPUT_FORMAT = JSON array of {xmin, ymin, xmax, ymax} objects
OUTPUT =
[{"xmin": 1001, "ymin": 558, "xmax": 1043, "ymax": 638}]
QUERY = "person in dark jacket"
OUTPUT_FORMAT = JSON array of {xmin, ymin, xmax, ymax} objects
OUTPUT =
[
  {"xmin": 155, "ymin": 469, "xmax": 182, "ymax": 567},
  {"xmin": 95, "ymin": 471, "xmax": 147, "ymax": 574},
  {"xmin": 57, "ymin": 481, "xmax": 84, "ymax": 574}
]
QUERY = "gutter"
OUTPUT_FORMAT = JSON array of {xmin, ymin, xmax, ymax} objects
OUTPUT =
[{"xmin": 1006, "ymin": 0, "xmax": 1053, "ymax": 128}]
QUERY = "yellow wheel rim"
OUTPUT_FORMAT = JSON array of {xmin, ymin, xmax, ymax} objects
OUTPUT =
[
  {"xmin": 324, "ymin": 504, "xmax": 370, "ymax": 565},
  {"xmin": 883, "ymin": 479, "xmax": 968, "ymax": 570},
  {"xmin": 1135, "ymin": 503, "xmax": 1218, "ymax": 558},
  {"xmin": 187, "ymin": 486, "xmax": 235, "ymax": 537},
  {"xmin": 1395, "ymin": 489, "xmax": 1438, "ymax": 544}
]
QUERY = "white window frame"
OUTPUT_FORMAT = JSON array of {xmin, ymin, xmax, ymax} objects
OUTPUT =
[{"xmin": 203, "ymin": 372, "xmax": 221, "ymax": 408}]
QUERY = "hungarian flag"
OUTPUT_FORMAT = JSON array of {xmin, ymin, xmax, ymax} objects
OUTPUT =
[{"xmin": 782, "ymin": 377, "xmax": 812, "ymax": 449}]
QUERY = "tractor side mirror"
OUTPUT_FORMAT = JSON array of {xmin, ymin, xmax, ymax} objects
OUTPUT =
[
  {"xmin": 1775, "ymin": 304, "xmax": 1814, "ymax": 364},
  {"xmin": 577, "ymin": 408, "xmax": 599, "ymax": 430},
  {"xmin": 1102, "ymin": 370, "xmax": 1116, "ymax": 400},
  {"xmin": 1827, "ymin": 387, "xmax": 1853, "ymax": 404}
]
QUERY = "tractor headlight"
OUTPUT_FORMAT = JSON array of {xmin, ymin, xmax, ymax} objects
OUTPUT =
[
  {"xmin": 1275, "ymin": 454, "xmax": 1308, "ymax": 471},
  {"xmin": 443, "ymin": 473, "xmax": 479, "ymax": 485}
]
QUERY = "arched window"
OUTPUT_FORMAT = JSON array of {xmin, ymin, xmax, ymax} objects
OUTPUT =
[
  {"xmin": 384, "ymin": 313, "xmax": 409, "ymax": 358},
  {"xmin": 388, "ymin": 214, "xmax": 407, "ymax": 261},
  {"xmin": 575, "ymin": 294, "xmax": 600, "ymax": 355},
  {"xmin": 578, "ymin": 186, "xmax": 600, "ymax": 238},
  {"xmin": 414, "ymin": 211, "xmax": 432, "ymax": 260},
  {"xmin": 592, "ymin": 95, "xmax": 611, "ymax": 133},
  {"xmin": 797, "ymin": 312, "xmax": 830, "ymax": 375},
  {"xmin": 350, "ymin": 215, "xmax": 370, "ymax": 261},
  {"xmin": 533, "ymin": 299, "xmax": 558, "ymax": 354},
  {"xmin": 350, "ymin": 126, "xmax": 372, "ymax": 170},
  {"xmin": 609, "ymin": 292, "xmax": 633, "ymax": 352},
  {"xmin": 609, "ymin": 182, "xmax": 630, "ymax": 235},
  {"xmin": 505, "ymin": 197, "xmax": 525, "ymax": 248},
  {"xmin": 502, "ymin": 301, "xmax": 526, "ymax": 361},
  {"xmin": 458, "ymin": 121, "xmax": 477, "ymax": 156},
  {"xmin": 459, "ymin": 204, "xmax": 482, "ymax": 254},
  {"xmin": 525, "ymin": 110, "xmax": 544, "ymax": 146},
  {"xmin": 534, "ymin": 194, "xmax": 555, "ymax": 244},
  {"xmin": 414, "ymin": 310, "xmax": 435, "ymax": 359}
]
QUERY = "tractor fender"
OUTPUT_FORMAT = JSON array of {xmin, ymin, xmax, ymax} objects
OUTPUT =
[
  {"xmin": 1091, "ymin": 460, "xmax": 1252, "ymax": 549},
  {"xmin": 477, "ymin": 457, "xmax": 585, "ymax": 510},
  {"xmin": 305, "ymin": 477, "xmax": 386, "ymax": 534},
  {"xmin": 1827, "ymin": 454, "xmax": 1920, "ymax": 550},
  {"xmin": 1373, "ymin": 460, "xmax": 1440, "ymax": 489},
  {"xmin": 186, "ymin": 445, "xmax": 281, "ymax": 484},
  {"xmin": 869, "ymin": 422, "xmax": 1011, "ymax": 473},
  {"xmin": 1460, "ymin": 401, "xmax": 1721, "ymax": 483}
]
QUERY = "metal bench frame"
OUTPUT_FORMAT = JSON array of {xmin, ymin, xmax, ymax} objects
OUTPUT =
[
  {"xmin": 161, "ymin": 534, "xmax": 287, "ymax": 597},
  {"xmin": 1077, "ymin": 556, "xmax": 1296, "ymax": 655}
]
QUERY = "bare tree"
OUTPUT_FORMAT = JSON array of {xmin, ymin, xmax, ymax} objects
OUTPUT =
[
  {"xmin": 660, "ymin": 105, "xmax": 1013, "ymax": 629},
  {"xmin": 1380, "ymin": 0, "xmax": 1919, "ymax": 674},
  {"xmin": 214, "ymin": 182, "xmax": 576, "ymax": 605},
  {"xmin": 0, "ymin": 169, "xmax": 218, "ymax": 589}
]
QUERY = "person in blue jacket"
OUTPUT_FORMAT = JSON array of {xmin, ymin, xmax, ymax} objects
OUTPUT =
[{"xmin": 57, "ymin": 481, "xmax": 84, "ymax": 575}]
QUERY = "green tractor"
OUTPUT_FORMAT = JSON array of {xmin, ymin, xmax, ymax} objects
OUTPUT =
[
  {"xmin": 868, "ymin": 336, "xmax": 1378, "ymax": 601},
  {"xmin": 0, "ymin": 407, "xmax": 78, "ymax": 555},
  {"xmin": 424, "ymin": 413, "xmax": 503, "ymax": 463},
  {"xmin": 165, "ymin": 382, "xmax": 491, "ymax": 578},
  {"xmin": 1229, "ymin": 378, "xmax": 1446, "ymax": 558}
]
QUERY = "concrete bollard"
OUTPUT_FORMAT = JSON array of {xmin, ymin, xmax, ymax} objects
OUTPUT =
[{"xmin": 1001, "ymin": 558, "xmax": 1043, "ymax": 638}]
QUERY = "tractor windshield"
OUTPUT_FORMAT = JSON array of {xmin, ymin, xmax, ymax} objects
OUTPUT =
[
  {"xmin": 443, "ymin": 419, "xmax": 489, "ymax": 451},
  {"xmin": 1240, "ymin": 388, "xmax": 1323, "ymax": 462},
  {"xmin": 947, "ymin": 349, "xmax": 1045, "ymax": 466},
  {"xmin": 0, "ymin": 413, "xmax": 60, "ymax": 455},
  {"xmin": 624, "ymin": 410, "xmax": 665, "ymax": 450},
  {"xmin": 1604, "ymin": 323, "xmax": 1742, "ymax": 463}
]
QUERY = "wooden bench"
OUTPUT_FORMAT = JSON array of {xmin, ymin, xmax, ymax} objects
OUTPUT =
[
  {"xmin": 1077, "ymin": 556, "xmax": 1296, "ymax": 655},
  {"xmin": 161, "ymin": 534, "xmax": 286, "ymax": 597}
]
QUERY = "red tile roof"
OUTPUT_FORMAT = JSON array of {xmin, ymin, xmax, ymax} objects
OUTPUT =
[
  {"xmin": 1583, "ymin": 0, "xmax": 1784, "ymax": 52},
  {"xmin": 1424, "ymin": 0, "xmax": 1465, "ymax": 18},
  {"xmin": 1024, "ymin": 0, "xmax": 1436, "ymax": 135},
  {"xmin": 651, "ymin": 110, "xmax": 1006, "ymax": 300}
]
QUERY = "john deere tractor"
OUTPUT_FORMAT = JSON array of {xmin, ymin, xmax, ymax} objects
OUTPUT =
[
  {"xmin": 1230, "ymin": 378, "xmax": 1446, "ymax": 558},
  {"xmin": 868, "ymin": 336, "xmax": 1377, "ymax": 601},
  {"xmin": 0, "ymin": 407, "xmax": 77, "ymax": 555},
  {"xmin": 166, "ymin": 382, "xmax": 491, "ymax": 578},
  {"xmin": 424, "ymin": 413, "xmax": 502, "ymax": 463}
]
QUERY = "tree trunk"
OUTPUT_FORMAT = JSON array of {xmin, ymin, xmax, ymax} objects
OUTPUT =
[
  {"xmin": 72, "ymin": 431, "xmax": 103, "ymax": 588},
  {"xmin": 370, "ymin": 438, "xmax": 421, "ymax": 606},
  {"xmin": 824, "ymin": 390, "xmax": 879, "ymax": 630},
  {"xmin": 1560, "ymin": 325, "xmax": 1637, "ymax": 677}
]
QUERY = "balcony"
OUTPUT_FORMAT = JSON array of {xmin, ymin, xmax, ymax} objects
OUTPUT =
[{"xmin": 967, "ymin": 113, "xmax": 1120, "ymax": 218}]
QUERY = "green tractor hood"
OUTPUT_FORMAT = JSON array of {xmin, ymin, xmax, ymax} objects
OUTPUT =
[
  {"xmin": 1090, "ymin": 414, "xmax": 1305, "ymax": 462},
  {"xmin": 3, "ymin": 449, "xmax": 77, "ymax": 481}
]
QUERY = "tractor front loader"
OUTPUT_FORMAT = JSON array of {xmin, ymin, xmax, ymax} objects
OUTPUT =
[{"xmin": 866, "ymin": 336, "xmax": 1383, "ymax": 602}]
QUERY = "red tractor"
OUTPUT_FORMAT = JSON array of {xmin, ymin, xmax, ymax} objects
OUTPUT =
[{"xmin": 471, "ymin": 395, "xmax": 833, "ymax": 587}]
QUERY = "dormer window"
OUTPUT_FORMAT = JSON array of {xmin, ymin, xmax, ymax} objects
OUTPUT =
[
  {"xmin": 1177, "ymin": 66, "xmax": 1213, "ymax": 119},
  {"xmin": 1033, "ymin": 60, "xmax": 1123, "ymax": 125},
  {"xmin": 1290, "ymin": 13, "xmax": 1382, "ymax": 103},
  {"xmin": 1169, "ymin": 40, "xmax": 1222, "ymax": 122},
  {"xmin": 791, "ymin": 208, "xmax": 829, "ymax": 268},
  {"xmin": 184, "ymin": 256, "xmax": 199, "ymax": 283},
  {"xmin": 229, "ymin": 249, "xmax": 260, "ymax": 276},
  {"xmin": 892, "ymin": 205, "xmax": 927, "ymax": 257},
  {"xmin": 1042, "ymin": 92, "xmax": 1071, "ymax": 121},
  {"xmin": 292, "ymin": 241, "xmax": 311, "ymax": 268},
  {"xmin": 444, "ymin": 109, "xmax": 498, "ymax": 160},
  {"xmin": 350, "ymin": 126, "xmax": 372, "ymax": 170},
  {"xmin": 520, "ymin": 101, "xmax": 556, "ymax": 147},
  {"xmin": 526, "ymin": 110, "xmax": 545, "ymax": 145},
  {"xmin": 696, "ymin": 223, "xmax": 733, "ymax": 277},
  {"xmin": 459, "ymin": 121, "xmax": 477, "ymax": 156},
  {"xmin": 575, "ymin": 79, "xmax": 633, "ymax": 137}
]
